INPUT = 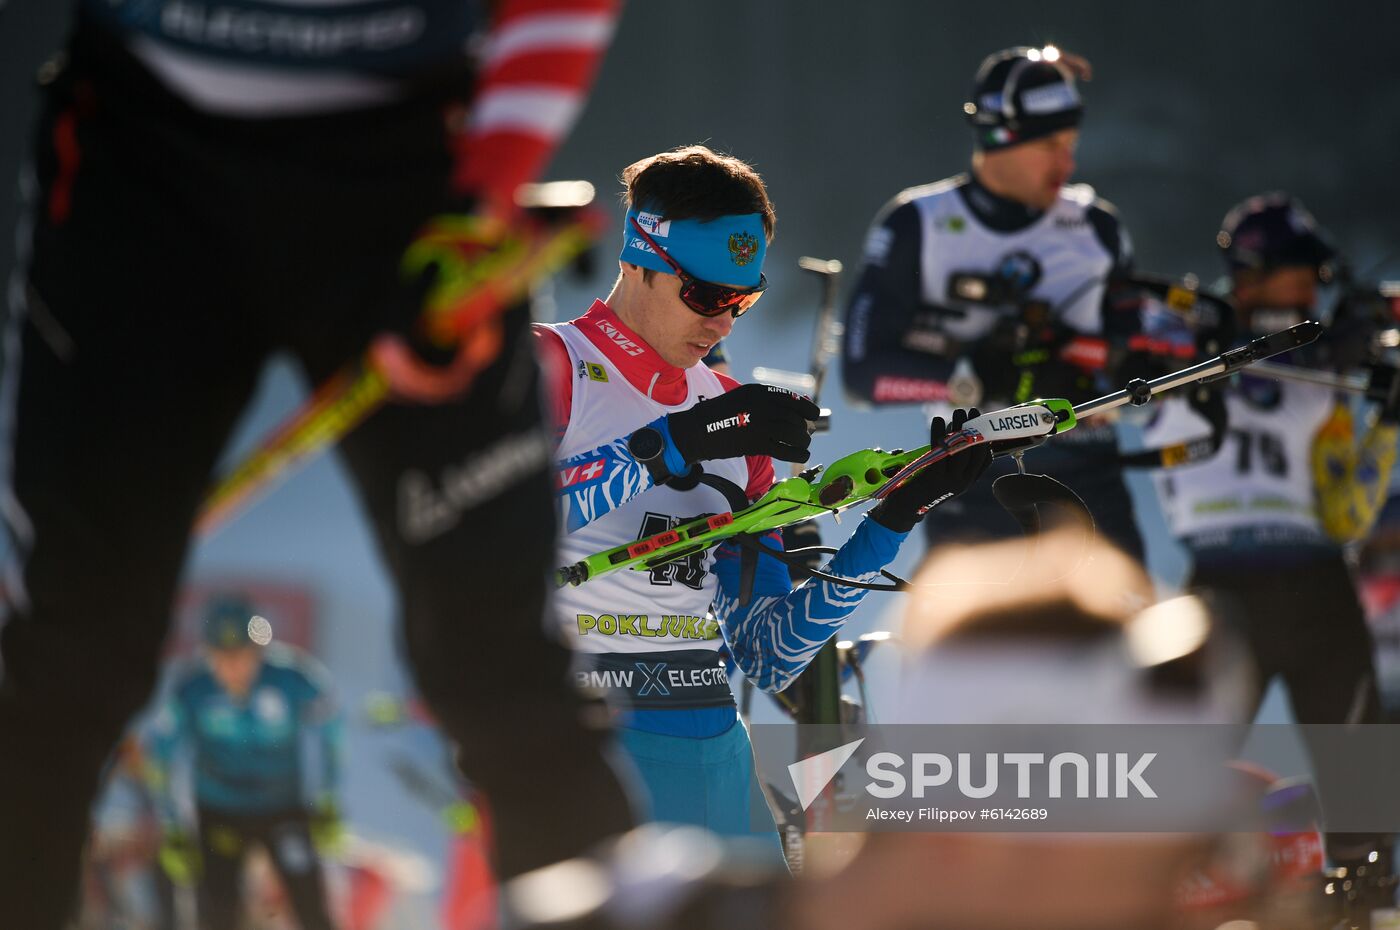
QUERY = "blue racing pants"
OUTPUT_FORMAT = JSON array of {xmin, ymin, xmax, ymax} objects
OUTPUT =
[{"xmin": 618, "ymin": 721, "xmax": 786, "ymax": 866}]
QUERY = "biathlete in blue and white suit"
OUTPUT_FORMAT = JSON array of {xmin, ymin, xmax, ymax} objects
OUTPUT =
[{"xmin": 536, "ymin": 145, "xmax": 990, "ymax": 850}]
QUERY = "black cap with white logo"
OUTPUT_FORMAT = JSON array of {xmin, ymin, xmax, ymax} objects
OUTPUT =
[{"xmin": 964, "ymin": 46, "xmax": 1083, "ymax": 151}]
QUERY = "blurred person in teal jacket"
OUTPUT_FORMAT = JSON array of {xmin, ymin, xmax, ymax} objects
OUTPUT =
[{"xmin": 146, "ymin": 595, "xmax": 343, "ymax": 930}]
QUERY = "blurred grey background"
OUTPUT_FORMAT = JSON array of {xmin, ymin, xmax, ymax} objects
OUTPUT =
[
  {"xmin": 7, "ymin": 2, "xmax": 1400, "ymax": 331},
  {"xmin": 2, "ymin": 0, "xmax": 1398, "ymax": 920}
]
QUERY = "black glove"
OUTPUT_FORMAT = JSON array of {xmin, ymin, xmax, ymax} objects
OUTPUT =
[
  {"xmin": 1011, "ymin": 355, "xmax": 1094, "ymax": 402},
  {"xmin": 967, "ymin": 317, "xmax": 1027, "ymax": 400},
  {"xmin": 871, "ymin": 408, "xmax": 992, "ymax": 533},
  {"xmin": 665, "ymin": 384, "xmax": 821, "ymax": 466},
  {"xmin": 971, "ymin": 318, "xmax": 1095, "ymax": 403},
  {"xmin": 1320, "ymin": 289, "xmax": 1381, "ymax": 372}
]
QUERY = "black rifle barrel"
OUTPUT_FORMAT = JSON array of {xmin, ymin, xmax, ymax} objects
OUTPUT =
[{"xmin": 1072, "ymin": 321, "xmax": 1322, "ymax": 421}]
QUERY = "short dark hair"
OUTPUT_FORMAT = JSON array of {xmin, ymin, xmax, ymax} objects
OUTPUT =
[{"xmin": 620, "ymin": 145, "xmax": 776, "ymax": 242}]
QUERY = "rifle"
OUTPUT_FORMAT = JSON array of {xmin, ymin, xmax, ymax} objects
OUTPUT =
[{"xmin": 557, "ymin": 322, "xmax": 1320, "ymax": 588}]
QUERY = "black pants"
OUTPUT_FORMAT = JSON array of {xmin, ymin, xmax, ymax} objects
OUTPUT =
[
  {"xmin": 0, "ymin": 27, "xmax": 632, "ymax": 928},
  {"xmin": 922, "ymin": 430, "xmax": 1145, "ymax": 564},
  {"xmin": 196, "ymin": 807, "xmax": 332, "ymax": 930},
  {"xmin": 1190, "ymin": 553, "xmax": 1386, "ymax": 862}
]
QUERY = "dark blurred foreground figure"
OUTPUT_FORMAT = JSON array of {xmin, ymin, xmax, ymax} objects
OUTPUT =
[
  {"xmin": 499, "ymin": 533, "xmax": 1328, "ymax": 930},
  {"xmin": 0, "ymin": 3, "xmax": 635, "ymax": 926}
]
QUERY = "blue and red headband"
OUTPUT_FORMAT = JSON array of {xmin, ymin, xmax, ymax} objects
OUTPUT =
[{"xmin": 619, "ymin": 207, "xmax": 767, "ymax": 288}]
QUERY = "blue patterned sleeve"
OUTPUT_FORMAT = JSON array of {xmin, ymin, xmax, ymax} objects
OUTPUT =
[
  {"xmin": 556, "ymin": 437, "xmax": 654, "ymax": 533},
  {"xmin": 555, "ymin": 416, "xmax": 695, "ymax": 533},
  {"xmin": 714, "ymin": 516, "xmax": 907, "ymax": 693}
]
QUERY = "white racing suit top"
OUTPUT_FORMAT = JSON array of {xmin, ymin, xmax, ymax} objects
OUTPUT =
[
  {"xmin": 1145, "ymin": 375, "xmax": 1362, "ymax": 557},
  {"xmin": 842, "ymin": 173, "xmax": 1130, "ymax": 435},
  {"xmin": 548, "ymin": 314, "xmax": 748, "ymax": 710}
]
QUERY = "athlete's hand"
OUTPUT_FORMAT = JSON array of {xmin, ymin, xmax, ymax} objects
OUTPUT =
[
  {"xmin": 1016, "ymin": 355, "xmax": 1095, "ymax": 403},
  {"xmin": 373, "ymin": 192, "xmax": 602, "ymax": 404},
  {"xmin": 969, "ymin": 316, "xmax": 1037, "ymax": 400},
  {"xmin": 372, "ymin": 207, "xmax": 514, "ymax": 404},
  {"xmin": 871, "ymin": 408, "xmax": 992, "ymax": 533},
  {"xmin": 309, "ymin": 796, "xmax": 346, "ymax": 854},
  {"xmin": 665, "ymin": 384, "xmax": 821, "ymax": 466},
  {"xmin": 974, "ymin": 318, "xmax": 1096, "ymax": 404},
  {"xmin": 157, "ymin": 828, "xmax": 201, "ymax": 886}
]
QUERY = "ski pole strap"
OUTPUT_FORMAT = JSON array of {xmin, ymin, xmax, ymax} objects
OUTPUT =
[
  {"xmin": 574, "ymin": 650, "xmax": 734, "ymax": 709},
  {"xmin": 689, "ymin": 470, "xmax": 761, "ymax": 607}
]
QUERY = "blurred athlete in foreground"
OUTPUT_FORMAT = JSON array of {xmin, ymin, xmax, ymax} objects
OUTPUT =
[{"xmin": 0, "ymin": 4, "xmax": 633, "ymax": 925}]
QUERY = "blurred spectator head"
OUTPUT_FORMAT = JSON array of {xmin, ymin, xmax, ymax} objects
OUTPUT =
[
  {"xmin": 805, "ymin": 531, "xmax": 1253, "ymax": 930},
  {"xmin": 501, "ymin": 532, "xmax": 1261, "ymax": 930},
  {"xmin": 899, "ymin": 529, "xmax": 1251, "ymax": 725},
  {"xmin": 201, "ymin": 594, "xmax": 270, "ymax": 697}
]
